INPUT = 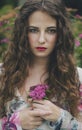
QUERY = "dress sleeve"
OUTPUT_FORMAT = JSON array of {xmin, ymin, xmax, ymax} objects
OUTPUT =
[
  {"xmin": 61, "ymin": 84, "xmax": 82, "ymax": 130},
  {"xmin": 48, "ymin": 84, "xmax": 82, "ymax": 130},
  {"xmin": 0, "ymin": 97, "xmax": 27, "ymax": 130},
  {"xmin": 47, "ymin": 109, "xmax": 82, "ymax": 130},
  {"xmin": 60, "ymin": 110, "xmax": 82, "ymax": 130},
  {"xmin": 0, "ymin": 113, "xmax": 22, "ymax": 130}
]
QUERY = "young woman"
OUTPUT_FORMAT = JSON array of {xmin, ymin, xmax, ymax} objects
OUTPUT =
[{"xmin": 0, "ymin": 0, "xmax": 82, "ymax": 129}]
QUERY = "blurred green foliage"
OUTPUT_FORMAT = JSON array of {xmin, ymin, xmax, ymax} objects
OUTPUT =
[
  {"xmin": 0, "ymin": 6, "xmax": 82, "ymax": 67},
  {"xmin": 0, "ymin": 5, "xmax": 13, "ymax": 15},
  {"xmin": 0, "ymin": 5, "xmax": 17, "ymax": 62},
  {"xmin": 71, "ymin": 16, "xmax": 82, "ymax": 67},
  {"xmin": 0, "ymin": 0, "xmax": 18, "ymax": 8}
]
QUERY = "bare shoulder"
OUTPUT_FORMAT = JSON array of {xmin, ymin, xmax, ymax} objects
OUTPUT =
[
  {"xmin": 0, "ymin": 63, "xmax": 2, "ymax": 66},
  {"xmin": 0, "ymin": 63, "xmax": 3, "ymax": 67},
  {"xmin": 77, "ymin": 67, "xmax": 82, "ymax": 121},
  {"xmin": 77, "ymin": 67, "xmax": 82, "ymax": 83}
]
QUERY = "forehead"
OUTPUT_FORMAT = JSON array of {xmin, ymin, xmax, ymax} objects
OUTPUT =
[{"xmin": 28, "ymin": 10, "xmax": 57, "ymax": 27}]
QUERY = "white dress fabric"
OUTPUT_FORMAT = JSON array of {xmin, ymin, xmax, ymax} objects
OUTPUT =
[{"xmin": 0, "ymin": 64, "xmax": 82, "ymax": 129}]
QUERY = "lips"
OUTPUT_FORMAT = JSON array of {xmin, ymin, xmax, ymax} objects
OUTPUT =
[{"xmin": 36, "ymin": 47, "xmax": 47, "ymax": 51}]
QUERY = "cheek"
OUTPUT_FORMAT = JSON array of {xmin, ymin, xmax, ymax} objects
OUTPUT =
[
  {"xmin": 47, "ymin": 34, "xmax": 57, "ymax": 45},
  {"xmin": 28, "ymin": 34, "xmax": 39, "ymax": 45}
]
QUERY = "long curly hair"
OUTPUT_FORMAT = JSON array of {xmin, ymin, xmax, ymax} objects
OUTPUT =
[{"xmin": 0, "ymin": 0, "xmax": 80, "ymax": 117}]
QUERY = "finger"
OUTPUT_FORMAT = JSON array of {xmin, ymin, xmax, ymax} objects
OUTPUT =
[
  {"xmin": 33, "ymin": 120, "xmax": 43, "ymax": 127},
  {"xmin": 30, "ymin": 109, "xmax": 51, "ymax": 117},
  {"xmin": 33, "ymin": 103, "xmax": 52, "ymax": 114},
  {"xmin": 33, "ymin": 118, "xmax": 43, "ymax": 123},
  {"xmin": 33, "ymin": 102, "xmax": 44, "ymax": 109},
  {"xmin": 30, "ymin": 109, "xmax": 45, "ymax": 116},
  {"xmin": 34, "ymin": 109, "xmax": 52, "ymax": 116},
  {"xmin": 34, "ymin": 116, "xmax": 43, "ymax": 120},
  {"xmin": 33, "ymin": 103, "xmax": 52, "ymax": 112},
  {"xmin": 33, "ymin": 100, "xmax": 46, "ymax": 104}
]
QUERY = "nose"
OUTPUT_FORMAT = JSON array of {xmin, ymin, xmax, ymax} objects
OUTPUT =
[{"xmin": 38, "ymin": 31, "xmax": 45, "ymax": 44}]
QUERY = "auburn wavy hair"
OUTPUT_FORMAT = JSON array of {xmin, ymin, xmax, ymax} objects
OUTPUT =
[{"xmin": 0, "ymin": 0, "xmax": 80, "ymax": 117}]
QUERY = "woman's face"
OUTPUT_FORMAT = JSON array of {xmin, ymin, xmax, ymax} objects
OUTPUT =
[{"xmin": 27, "ymin": 10, "xmax": 57, "ymax": 58}]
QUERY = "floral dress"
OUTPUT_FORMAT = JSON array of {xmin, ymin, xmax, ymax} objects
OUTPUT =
[{"xmin": 0, "ymin": 87, "xmax": 82, "ymax": 130}]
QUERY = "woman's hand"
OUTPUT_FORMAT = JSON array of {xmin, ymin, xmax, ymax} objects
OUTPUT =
[
  {"xmin": 32, "ymin": 100, "xmax": 61, "ymax": 122},
  {"xmin": 19, "ymin": 106, "xmax": 51, "ymax": 129}
]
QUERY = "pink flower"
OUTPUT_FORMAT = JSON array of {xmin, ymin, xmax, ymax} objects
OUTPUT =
[
  {"xmin": 75, "ymin": 14, "xmax": 81, "ymax": 19},
  {"xmin": 29, "ymin": 84, "xmax": 49, "ymax": 100},
  {"xmin": 0, "ymin": 38, "xmax": 9, "ymax": 44},
  {"xmin": 0, "ymin": 21, "xmax": 3, "ymax": 27},
  {"xmin": 78, "ymin": 104, "xmax": 82, "ymax": 111},
  {"xmin": 79, "ymin": 34, "xmax": 82, "ymax": 39},
  {"xmin": 5, "ymin": 27, "xmax": 11, "ymax": 31},
  {"xmin": 75, "ymin": 39, "xmax": 80, "ymax": 47}
]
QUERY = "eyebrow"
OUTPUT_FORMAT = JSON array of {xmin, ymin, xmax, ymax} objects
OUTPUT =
[
  {"xmin": 27, "ymin": 26, "xmax": 38, "ymax": 29},
  {"xmin": 27, "ymin": 26, "xmax": 57, "ymax": 29},
  {"xmin": 46, "ymin": 26, "xmax": 57, "ymax": 29}
]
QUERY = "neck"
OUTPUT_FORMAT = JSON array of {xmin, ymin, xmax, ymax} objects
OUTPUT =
[{"xmin": 30, "ymin": 56, "xmax": 49, "ymax": 70}]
